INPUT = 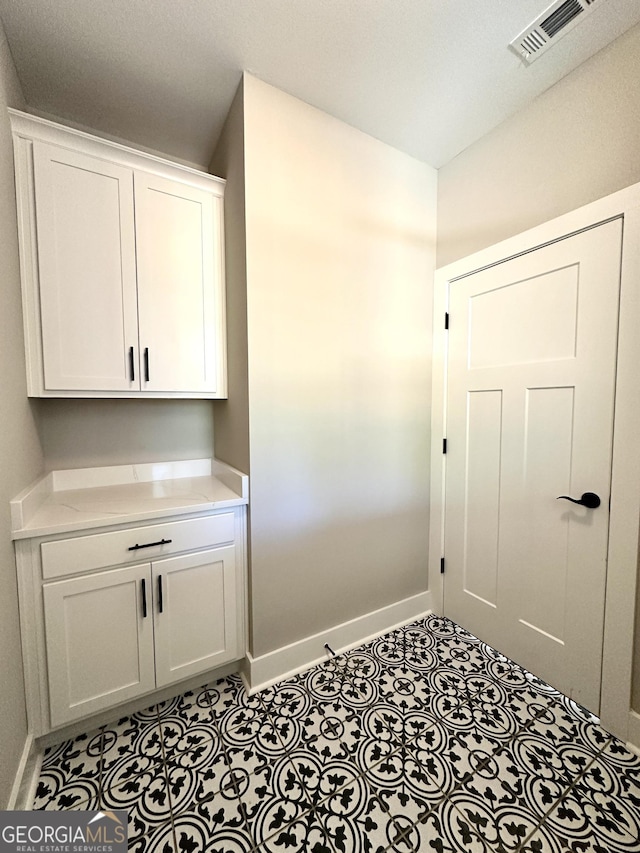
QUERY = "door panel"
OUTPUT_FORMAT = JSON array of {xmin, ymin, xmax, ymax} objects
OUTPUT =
[
  {"xmin": 43, "ymin": 563, "xmax": 154, "ymax": 727},
  {"xmin": 464, "ymin": 389, "xmax": 502, "ymax": 607},
  {"xmin": 468, "ymin": 264, "xmax": 579, "ymax": 368},
  {"xmin": 33, "ymin": 142, "xmax": 139, "ymax": 391},
  {"xmin": 520, "ymin": 386, "xmax": 574, "ymax": 643},
  {"xmin": 444, "ymin": 219, "xmax": 622, "ymax": 712},
  {"xmin": 153, "ymin": 547, "xmax": 237, "ymax": 687},
  {"xmin": 134, "ymin": 171, "xmax": 218, "ymax": 393}
]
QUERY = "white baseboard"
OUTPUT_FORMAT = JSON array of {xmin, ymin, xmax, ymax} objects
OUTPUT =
[
  {"xmin": 627, "ymin": 710, "xmax": 640, "ymax": 754},
  {"xmin": 7, "ymin": 734, "xmax": 42, "ymax": 810},
  {"xmin": 245, "ymin": 590, "xmax": 433, "ymax": 694}
]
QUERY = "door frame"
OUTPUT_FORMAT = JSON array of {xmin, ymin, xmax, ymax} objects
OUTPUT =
[{"xmin": 429, "ymin": 182, "xmax": 640, "ymax": 743}]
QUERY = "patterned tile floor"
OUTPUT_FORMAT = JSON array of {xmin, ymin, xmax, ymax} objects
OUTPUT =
[{"xmin": 34, "ymin": 615, "xmax": 640, "ymax": 852}]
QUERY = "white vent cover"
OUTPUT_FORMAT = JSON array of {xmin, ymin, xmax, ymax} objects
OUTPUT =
[{"xmin": 510, "ymin": 0, "xmax": 606, "ymax": 64}]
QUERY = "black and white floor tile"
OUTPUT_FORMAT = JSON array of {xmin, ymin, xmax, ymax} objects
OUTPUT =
[{"xmin": 34, "ymin": 614, "xmax": 640, "ymax": 852}]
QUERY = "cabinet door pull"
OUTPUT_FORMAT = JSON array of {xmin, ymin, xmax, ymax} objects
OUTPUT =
[
  {"xmin": 141, "ymin": 578, "xmax": 147, "ymax": 618},
  {"xmin": 128, "ymin": 538, "xmax": 172, "ymax": 551},
  {"xmin": 129, "ymin": 346, "xmax": 135, "ymax": 381},
  {"xmin": 144, "ymin": 347, "xmax": 150, "ymax": 382},
  {"xmin": 158, "ymin": 575, "xmax": 163, "ymax": 614}
]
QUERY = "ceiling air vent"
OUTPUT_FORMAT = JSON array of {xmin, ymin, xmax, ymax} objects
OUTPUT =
[{"xmin": 509, "ymin": 0, "xmax": 606, "ymax": 65}]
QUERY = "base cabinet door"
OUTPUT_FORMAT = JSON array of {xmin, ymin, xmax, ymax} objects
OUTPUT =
[
  {"xmin": 153, "ymin": 546, "xmax": 238, "ymax": 688},
  {"xmin": 43, "ymin": 563, "xmax": 155, "ymax": 728}
]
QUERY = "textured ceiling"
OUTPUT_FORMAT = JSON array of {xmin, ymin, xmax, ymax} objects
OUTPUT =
[{"xmin": 1, "ymin": 0, "xmax": 639, "ymax": 169}]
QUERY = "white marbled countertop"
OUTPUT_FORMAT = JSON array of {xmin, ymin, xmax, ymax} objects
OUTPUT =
[{"xmin": 11, "ymin": 458, "xmax": 248, "ymax": 540}]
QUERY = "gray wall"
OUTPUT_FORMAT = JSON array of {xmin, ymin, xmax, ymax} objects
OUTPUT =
[
  {"xmin": 437, "ymin": 22, "xmax": 640, "ymax": 268},
  {"xmin": 0, "ymin": 21, "xmax": 45, "ymax": 808},
  {"xmin": 210, "ymin": 80, "xmax": 250, "ymax": 477},
  {"xmin": 0, "ymin": 24, "xmax": 215, "ymax": 805},
  {"xmin": 210, "ymin": 80, "xmax": 252, "ymax": 646},
  {"xmin": 39, "ymin": 399, "xmax": 214, "ymax": 471},
  {"xmin": 242, "ymin": 76, "xmax": 437, "ymax": 658},
  {"xmin": 437, "ymin": 22, "xmax": 640, "ymax": 712}
]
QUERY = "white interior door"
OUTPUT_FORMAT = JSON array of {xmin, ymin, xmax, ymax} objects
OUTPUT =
[{"xmin": 443, "ymin": 218, "xmax": 622, "ymax": 712}]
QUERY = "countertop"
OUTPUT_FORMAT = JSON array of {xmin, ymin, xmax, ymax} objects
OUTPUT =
[{"xmin": 11, "ymin": 458, "xmax": 248, "ymax": 539}]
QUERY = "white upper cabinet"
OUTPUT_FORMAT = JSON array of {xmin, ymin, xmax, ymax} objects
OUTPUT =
[{"xmin": 10, "ymin": 111, "xmax": 227, "ymax": 399}]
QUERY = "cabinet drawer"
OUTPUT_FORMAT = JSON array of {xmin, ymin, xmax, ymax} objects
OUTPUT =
[{"xmin": 40, "ymin": 513, "xmax": 236, "ymax": 579}]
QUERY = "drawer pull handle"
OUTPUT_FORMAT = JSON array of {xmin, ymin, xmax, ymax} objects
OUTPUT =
[
  {"xmin": 158, "ymin": 575, "xmax": 163, "ymax": 613},
  {"xmin": 141, "ymin": 578, "xmax": 147, "ymax": 618},
  {"xmin": 129, "ymin": 346, "xmax": 135, "ymax": 382},
  {"xmin": 144, "ymin": 347, "xmax": 150, "ymax": 382},
  {"xmin": 128, "ymin": 538, "xmax": 172, "ymax": 551}
]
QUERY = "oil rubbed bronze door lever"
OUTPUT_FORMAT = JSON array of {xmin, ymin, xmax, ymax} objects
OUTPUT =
[{"xmin": 556, "ymin": 492, "xmax": 601, "ymax": 509}]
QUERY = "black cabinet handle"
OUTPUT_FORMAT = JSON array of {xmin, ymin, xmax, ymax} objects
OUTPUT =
[
  {"xmin": 129, "ymin": 346, "xmax": 135, "ymax": 381},
  {"xmin": 144, "ymin": 347, "xmax": 150, "ymax": 382},
  {"xmin": 128, "ymin": 538, "xmax": 172, "ymax": 551},
  {"xmin": 141, "ymin": 578, "xmax": 147, "ymax": 618},
  {"xmin": 158, "ymin": 575, "xmax": 163, "ymax": 614},
  {"xmin": 557, "ymin": 492, "xmax": 601, "ymax": 509}
]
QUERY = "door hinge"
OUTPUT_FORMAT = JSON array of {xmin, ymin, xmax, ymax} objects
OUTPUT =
[
  {"xmin": 440, "ymin": 557, "xmax": 445, "ymax": 574},
  {"xmin": 442, "ymin": 438, "xmax": 447, "ymax": 454},
  {"xmin": 444, "ymin": 312, "xmax": 449, "ymax": 330}
]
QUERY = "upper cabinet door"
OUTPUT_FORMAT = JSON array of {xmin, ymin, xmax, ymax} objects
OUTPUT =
[
  {"xmin": 33, "ymin": 142, "xmax": 140, "ymax": 391},
  {"xmin": 134, "ymin": 171, "xmax": 224, "ymax": 394}
]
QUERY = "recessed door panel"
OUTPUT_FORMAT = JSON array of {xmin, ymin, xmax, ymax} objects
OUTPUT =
[
  {"xmin": 519, "ymin": 386, "xmax": 575, "ymax": 643},
  {"xmin": 463, "ymin": 390, "xmax": 502, "ymax": 607},
  {"xmin": 469, "ymin": 265, "xmax": 579, "ymax": 368}
]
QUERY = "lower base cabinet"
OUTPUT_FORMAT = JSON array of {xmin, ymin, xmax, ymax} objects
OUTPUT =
[
  {"xmin": 15, "ymin": 507, "xmax": 246, "ymax": 735},
  {"xmin": 43, "ymin": 546, "xmax": 237, "ymax": 728}
]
